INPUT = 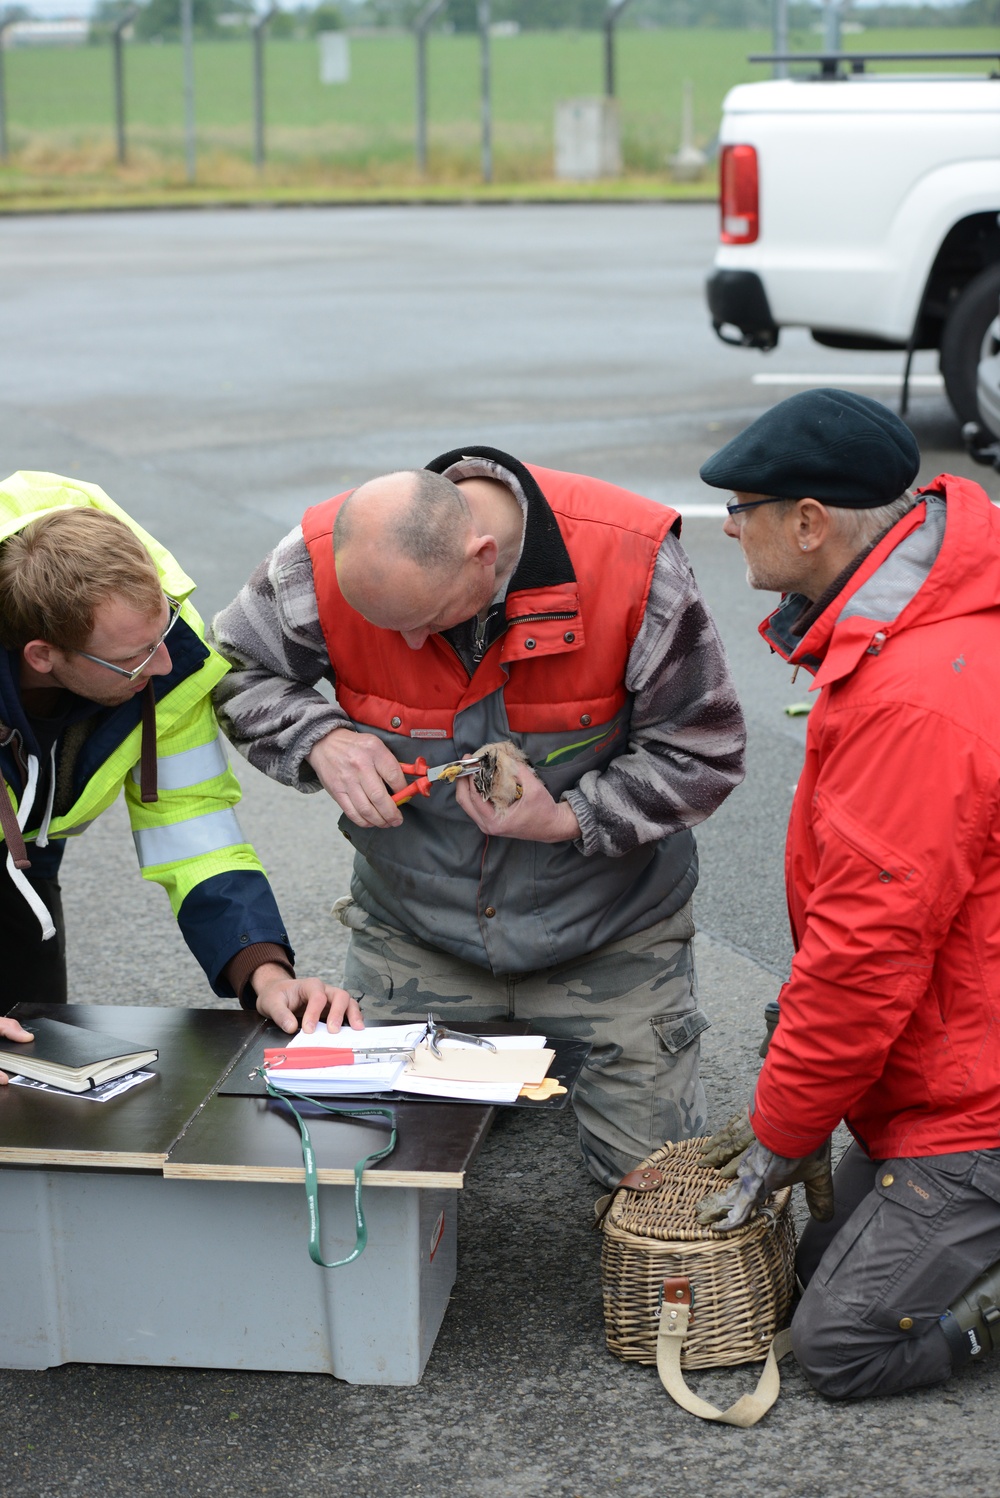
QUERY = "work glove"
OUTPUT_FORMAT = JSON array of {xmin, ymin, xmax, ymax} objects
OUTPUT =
[
  {"xmin": 698, "ymin": 1110, "xmax": 756, "ymax": 1178},
  {"xmin": 695, "ymin": 1137, "xmax": 835, "ymax": 1232}
]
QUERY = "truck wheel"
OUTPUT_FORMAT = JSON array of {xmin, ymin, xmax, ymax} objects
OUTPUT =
[{"xmin": 940, "ymin": 262, "xmax": 1000, "ymax": 424}]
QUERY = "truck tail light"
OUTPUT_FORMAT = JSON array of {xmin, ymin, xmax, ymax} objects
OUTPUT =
[{"xmin": 720, "ymin": 145, "xmax": 759, "ymax": 244}]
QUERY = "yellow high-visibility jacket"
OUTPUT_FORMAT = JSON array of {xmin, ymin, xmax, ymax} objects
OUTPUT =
[{"xmin": 0, "ymin": 471, "xmax": 291, "ymax": 994}]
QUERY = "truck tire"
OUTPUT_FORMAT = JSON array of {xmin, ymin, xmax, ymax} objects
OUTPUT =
[{"xmin": 940, "ymin": 262, "xmax": 1000, "ymax": 424}]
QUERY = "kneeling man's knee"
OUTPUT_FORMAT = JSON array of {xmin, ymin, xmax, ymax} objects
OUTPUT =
[{"xmin": 791, "ymin": 1292, "xmax": 860, "ymax": 1400}]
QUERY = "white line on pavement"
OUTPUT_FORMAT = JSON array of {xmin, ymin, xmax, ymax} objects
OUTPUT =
[{"xmin": 752, "ymin": 373, "xmax": 943, "ymax": 389}]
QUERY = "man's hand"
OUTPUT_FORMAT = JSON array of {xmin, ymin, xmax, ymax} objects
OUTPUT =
[
  {"xmin": 307, "ymin": 727, "xmax": 408, "ymax": 829},
  {"xmin": 251, "ymin": 964, "xmax": 365, "ymax": 1037},
  {"xmin": 0, "ymin": 1015, "xmax": 34, "ymax": 1085},
  {"xmin": 454, "ymin": 763, "xmax": 581, "ymax": 842},
  {"xmin": 696, "ymin": 1138, "xmax": 835, "ymax": 1231}
]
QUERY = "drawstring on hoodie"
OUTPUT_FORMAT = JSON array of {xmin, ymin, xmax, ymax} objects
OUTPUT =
[
  {"xmin": 0, "ymin": 685, "xmax": 157, "ymax": 941},
  {"xmin": 34, "ymin": 744, "xmax": 56, "ymax": 849}
]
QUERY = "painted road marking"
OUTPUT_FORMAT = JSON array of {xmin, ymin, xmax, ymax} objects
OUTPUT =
[{"xmin": 752, "ymin": 373, "xmax": 943, "ymax": 389}]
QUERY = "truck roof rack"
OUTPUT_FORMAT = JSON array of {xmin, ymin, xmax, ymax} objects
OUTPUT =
[{"xmin": 748, "ymin": 51, "xmax": 1000, "ymax": 81}]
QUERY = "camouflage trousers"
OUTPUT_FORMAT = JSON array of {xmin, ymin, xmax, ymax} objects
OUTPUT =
[{"xmin": 334, "ymin": 895, "xmax": 709, "ymax": 1190}]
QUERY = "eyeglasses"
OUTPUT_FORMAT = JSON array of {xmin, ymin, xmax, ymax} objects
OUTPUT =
[
  {"xmin": 75, "ymin": 596, "xmax": 182, "ymax": 681},
  {"xmin": 725, "ymin": 495, "xmax": 786, "ymax": 517}
]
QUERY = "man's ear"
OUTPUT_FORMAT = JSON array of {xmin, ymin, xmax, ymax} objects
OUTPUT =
[
  {"xmin": 470, "ymin": 534, "xmax": 499, "ymax": 569},
  {"xmin": 793, "ymin": 498, "xmax": 832, "ymax": 550},
  {"xmin": 21, "ymin": 639, "xmax": 59, "ymax": 676}
]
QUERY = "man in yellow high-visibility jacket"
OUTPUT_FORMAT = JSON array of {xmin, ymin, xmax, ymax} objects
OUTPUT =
[{"xmin": 0, "ymin": 470, "xmax": 358, "ymax": 1040}]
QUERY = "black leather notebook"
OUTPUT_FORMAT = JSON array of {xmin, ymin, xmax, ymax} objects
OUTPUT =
[{"xmin": 0, "ymin": 1017, "xmax": 158, "ymax": 1094}]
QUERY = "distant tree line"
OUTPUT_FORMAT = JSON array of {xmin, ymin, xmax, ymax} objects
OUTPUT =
[
  {"xmin": 357, "ymin": 0, "xmax": 999, "ymax": 29},
  {"xmin": 88, "ymin": 0, "xmax": 999, "ymax": 43},
  {"xmin": 91, "ymin": 0, "xmax": 346, "ymax": 40}
]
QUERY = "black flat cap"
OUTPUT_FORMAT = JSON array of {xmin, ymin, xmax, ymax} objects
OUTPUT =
[{"xmin": 699, "ymin": 388, "xmax": 920, "ymax": 508}]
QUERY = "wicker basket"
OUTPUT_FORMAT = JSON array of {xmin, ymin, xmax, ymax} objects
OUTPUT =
[{"xmin": 599, "ymin": 1137, "xmax": 797, "ymax": 1372}]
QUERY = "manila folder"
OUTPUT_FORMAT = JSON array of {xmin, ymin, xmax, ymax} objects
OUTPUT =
[{"xmin": 406, "ymin": 1044, "xmax": 555, "ymax": 1086}]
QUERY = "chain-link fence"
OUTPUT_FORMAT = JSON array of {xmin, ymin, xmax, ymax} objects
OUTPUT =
[{"xmin": 0, "ymin": 24, "xmax": 992, "ymax": 193}]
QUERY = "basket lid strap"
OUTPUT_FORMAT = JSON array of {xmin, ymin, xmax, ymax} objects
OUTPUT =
[
  {"xmin": 656, "ymin": 1285, "xmax": 794, "ymax": 1428},
  {"xmin": 593, "ymin": 1166, "xmax": 665, "ymax": 1232}
]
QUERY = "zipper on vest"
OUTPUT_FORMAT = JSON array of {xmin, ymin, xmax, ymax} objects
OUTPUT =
[
  {"xmin": 460, "ymin": 607, "xmax": 580, "ymax": 671},
  {"xmin": 505, "ymin": 610, "xmax": 578, "ymax": 628}
]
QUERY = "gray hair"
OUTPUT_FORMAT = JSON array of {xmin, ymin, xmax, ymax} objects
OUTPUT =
[
  {"xmin": 774, "ymin": 491, "xmax": 917, "ymax": 553},
  {"xmin": 334, "ymin": 469, "xmax": 471, "ymax": 573},
  {"xmin": 826, "ymin": 492, "xmax": 918, "ymax": 551}
]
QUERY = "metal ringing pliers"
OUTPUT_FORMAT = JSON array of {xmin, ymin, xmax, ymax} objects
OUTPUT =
[
  {"xmin": 392, "ymin": 750, "xmax": 487, "ymax": 807},
  {"xmin": 423, "ymin": 1012, "xmax": 496, "ymax": 1057}
]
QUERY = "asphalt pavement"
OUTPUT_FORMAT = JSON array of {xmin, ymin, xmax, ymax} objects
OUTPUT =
[{"xmin": 1, "ymin": 204, "xmax": 998, "ymax": 1498}]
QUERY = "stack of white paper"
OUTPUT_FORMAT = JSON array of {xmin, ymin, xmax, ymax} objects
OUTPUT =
[
  {"xmin": 263, "ymin": 1023, "xmax": 424, "ymax": 1095},
  {"xmin": 263, "ymin": 1027, "xmax": 554, "ymax": 1103}
]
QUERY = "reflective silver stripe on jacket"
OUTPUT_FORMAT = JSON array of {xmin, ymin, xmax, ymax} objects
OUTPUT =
[
  {"xmin": 133, "ymin": 807, "xmax": 244, "ymax": 868},
  {"xmin": 130, "ymin": 736, "xmax": 229, "ymax": 792}
]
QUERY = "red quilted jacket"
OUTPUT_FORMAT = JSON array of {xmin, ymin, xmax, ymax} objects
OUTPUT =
[{"xmin": 752, "ymin": 474, "xmax": 1000, "ymax": 1161}]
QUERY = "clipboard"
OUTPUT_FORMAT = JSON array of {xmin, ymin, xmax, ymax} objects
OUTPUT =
[{"xmin": 220, "ymin": 1027, "xmax": 591, "ymax": 1110}]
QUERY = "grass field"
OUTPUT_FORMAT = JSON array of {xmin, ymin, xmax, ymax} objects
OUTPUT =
[{"xmin": 0, "ymin": 27, "xmax": 995, "ymax": 206}]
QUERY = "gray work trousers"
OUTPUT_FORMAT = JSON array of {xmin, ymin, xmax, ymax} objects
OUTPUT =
[
  {"xmin": 793, "ymin": 1141, "xmax": 1000, "ymax": 1400},
  {"xmin": 335, "ymin": 896, "xmax": 709, "ymax": 1190}
]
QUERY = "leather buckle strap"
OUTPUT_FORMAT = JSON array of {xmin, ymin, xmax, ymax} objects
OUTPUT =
[
  {"xmin": 0, "ymin": 770, "xmax": 30, "ymax": 870},
  {"xmin": 593, "ymin": 1164, "xmax": 665, "ymax": 1231}
]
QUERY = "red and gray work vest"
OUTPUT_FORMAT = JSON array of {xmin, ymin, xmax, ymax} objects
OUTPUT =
[{"xmin": 302, "ymin": 447, "xmax": 695, "ymax": 975}]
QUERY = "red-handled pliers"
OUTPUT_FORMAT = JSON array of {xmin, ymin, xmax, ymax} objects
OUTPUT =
[
  {"xmin": 392, "ymin": 751, "xmax": 486, "ymax": 806},
  {"xmin": 263, "ymin": 1046, "xmax": 414, "ymax": 1070}
]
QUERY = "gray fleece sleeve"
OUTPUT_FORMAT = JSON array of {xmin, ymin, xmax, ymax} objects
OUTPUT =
[
  {"xmin": 562, "ymin": 532, "xmax": 746, "ymax": 858},
  {"xmin": 209, "ymin": 526, "xmax": 353, "ymax": 791}
]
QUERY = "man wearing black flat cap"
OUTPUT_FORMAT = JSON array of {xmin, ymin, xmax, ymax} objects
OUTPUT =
[{"xmin": 697, "ymin": 388, "xmax": 1000, "ymax": 1402}]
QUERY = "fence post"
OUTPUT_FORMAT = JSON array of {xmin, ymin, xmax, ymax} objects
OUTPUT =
[
  {"xmin": 413, "ymin": 0, "xmax": 445, "ymax": 177},
  {"xmin": 0, "ymin": 15, "xmax": 15, "ymax": 163},
  {"xmin": 112, "ymin": 7, "xmax": 138, "ymax": 166},
  {"xmin": 181, "ymin": 0, "xmax": 196, "ymax": 183},
  {"xmin": 253, "ymin": 6, "xmax": 277, "ymax": 170},
  {"xmin": 771, "ymin": 0, "xmax": 788, "ymax": 79},
  {"xmin": 477, "ymin": 0, "xmax": 491, "ymax": 185},
  {"xmin": 603, "ymin": 0, "xmax": 634, "ymax": 99}
]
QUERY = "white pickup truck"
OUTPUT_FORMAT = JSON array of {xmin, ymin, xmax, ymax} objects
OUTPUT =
[{"xmin": 706, "ymin": 52, "xmax": 1000, "ymax": 425}]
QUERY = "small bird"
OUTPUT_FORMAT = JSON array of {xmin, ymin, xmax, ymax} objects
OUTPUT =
[{"xmin": 473, "ymin": 740, "xmax": 530, "ymax": 815}]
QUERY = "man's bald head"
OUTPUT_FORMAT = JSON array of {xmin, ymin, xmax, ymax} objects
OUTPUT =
[
  {"xmin": 333, "ymin": 469, "xmax": 472, "ymax": 583},
  {"xmin": 333, "ymin": 468, "xmax": 502, "ymax": 647}
]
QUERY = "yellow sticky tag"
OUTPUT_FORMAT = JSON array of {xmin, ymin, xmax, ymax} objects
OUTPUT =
[{"xmin": 519, "ymin": 1077, "xmax": 567, "ymax": 1101}]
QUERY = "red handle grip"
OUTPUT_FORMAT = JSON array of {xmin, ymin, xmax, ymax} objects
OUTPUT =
[{"xmin": 263, "ymin": 1048, "xmax": 356, "ymax": 1069}]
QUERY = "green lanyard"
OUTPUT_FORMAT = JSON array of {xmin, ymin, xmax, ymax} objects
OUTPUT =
[{"xmin": 257, "ymin": 1073, "xmax": 398, "ymax": 1268}]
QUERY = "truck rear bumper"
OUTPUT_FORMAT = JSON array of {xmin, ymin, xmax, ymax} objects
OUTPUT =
[{"xmin": 706, "ymin": 269, "xmax": 779, "ymax": 350}]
